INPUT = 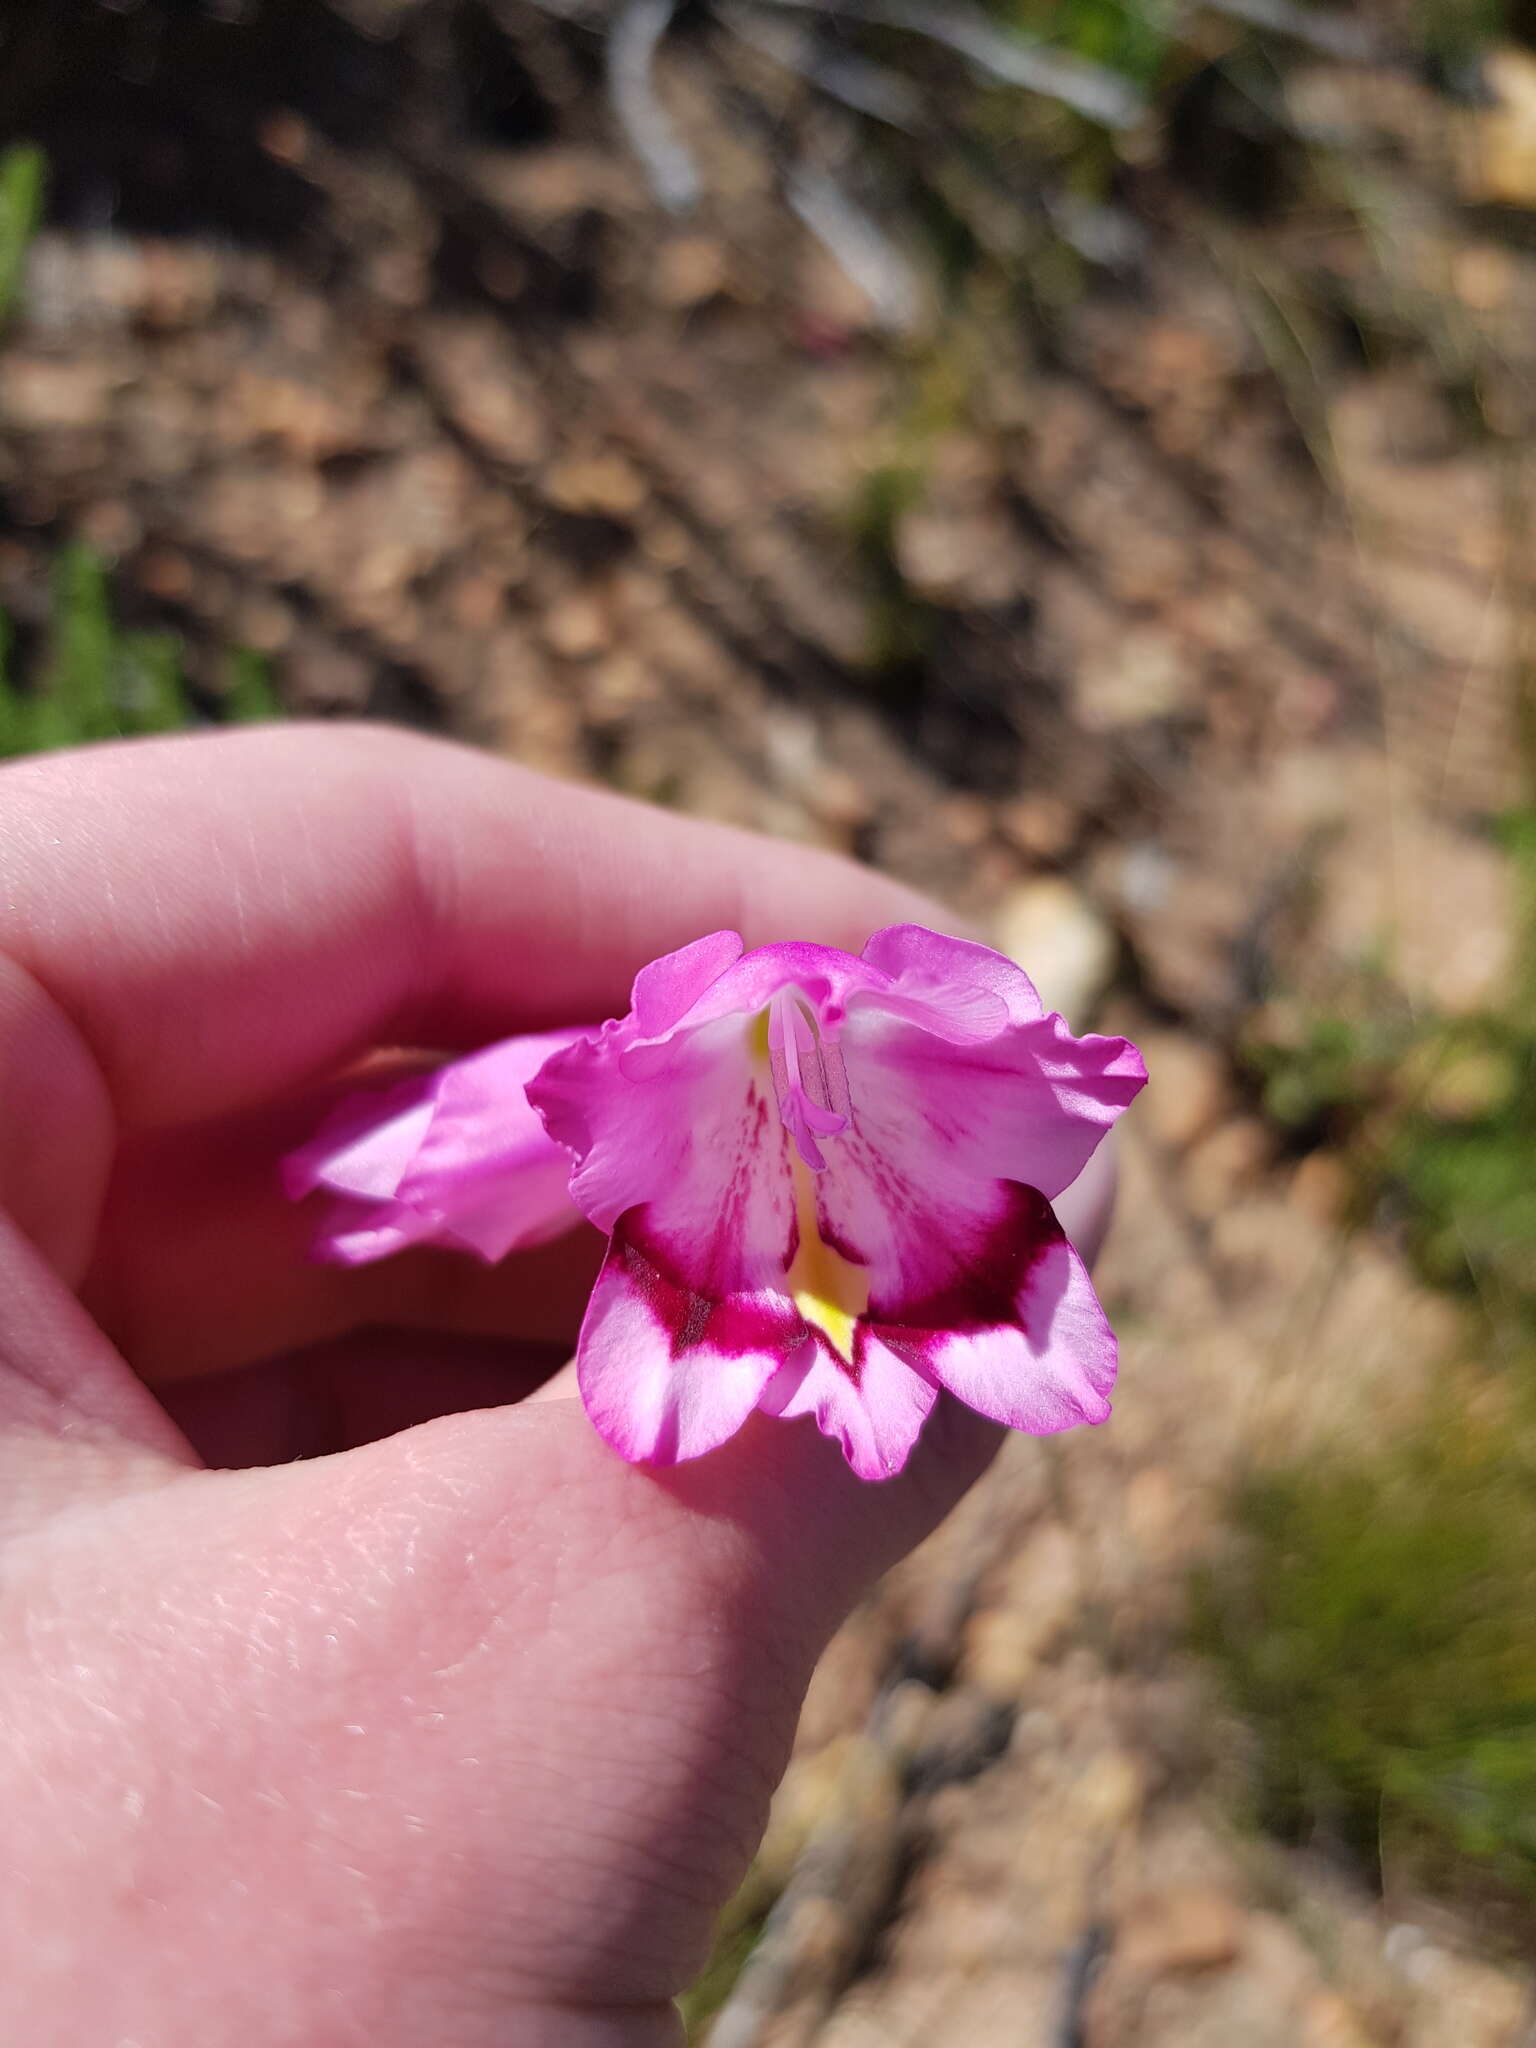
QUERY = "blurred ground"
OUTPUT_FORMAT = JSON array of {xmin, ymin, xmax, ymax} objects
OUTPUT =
[{"xmin": 3, "ymin": 1, "xmax": 1536, "ymax": 2040}]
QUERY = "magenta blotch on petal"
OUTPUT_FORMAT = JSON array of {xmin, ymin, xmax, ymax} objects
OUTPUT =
[
  {"xmin": 579, "ymin": 1212, "xmax": 805, "ymax": 1462},
  {"xmin": 864, "ymin": 1185, "xmax": 1117, "ymax": 1432}
]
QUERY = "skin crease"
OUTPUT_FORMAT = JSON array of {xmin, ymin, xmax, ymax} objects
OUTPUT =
[{"xmin": 0, "ymin": 726, "xmax": 1116, "ymax": 2048}]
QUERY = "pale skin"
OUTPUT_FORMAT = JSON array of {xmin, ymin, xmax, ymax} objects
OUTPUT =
[{"xmin": 0, "ymin": 726, "xmax": 1113, "ymax": 2047}]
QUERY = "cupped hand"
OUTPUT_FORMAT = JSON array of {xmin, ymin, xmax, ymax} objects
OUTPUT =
[{"xmin": 0, "ymin": 727, "xmax": 1110, "ymax": 2048}]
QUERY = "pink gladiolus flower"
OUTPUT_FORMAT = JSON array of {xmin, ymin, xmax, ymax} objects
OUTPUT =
[
  {"xmin": 528, "ymin": 925, "xmax": 1146, "ymax": 1481},
  {"xmin": 283, "ymin": 1029, "xmax": 587, "ymax": 1265}
]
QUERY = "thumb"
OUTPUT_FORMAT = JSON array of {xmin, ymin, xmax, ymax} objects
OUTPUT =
[
  {"xmin": 246, "ymin": 1390, "xmax": 1001, "ymax": 2013},
  {"xmin": 3, "ymin": 1377, "xmax": 997, "ymax": 2047},
  {"xmin": 0, "ymin": 1156, "xmax": 1116, "ymax": 2045},
  {"xmin": 0, "ymin": 1209, "xmax": 194, "ymax": 1537}
]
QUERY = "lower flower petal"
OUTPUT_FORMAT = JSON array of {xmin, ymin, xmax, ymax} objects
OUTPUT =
[
  {"xmin": 872, "ymin": 1186, "xmax": 1116, "ymax": 1433},
  {"xmin": 759, "ymin": 1332, "xmax": 937, "ymax": 1481},
  {"xmin": 577, "ymin": 1214, "xmax": 804, "ymax": 1464}
]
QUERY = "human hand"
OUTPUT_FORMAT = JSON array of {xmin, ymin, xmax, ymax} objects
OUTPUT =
[{"xmin": 0, "ymin": 726, "xmax": 1112, "ymax": 2047}]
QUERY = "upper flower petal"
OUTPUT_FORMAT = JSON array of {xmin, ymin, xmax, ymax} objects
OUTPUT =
[
  {"xmin": 623, "ymin": 938, "xmax": 886, "ymax": 1050},
  {"xmin": 578, "ymin": 1212, "xmax": 805, "ymax": 1463},
  {"xmin": 860, "ymin": 923, "xmax": 1046, "ymax": 1027},
  {"xmin": 832, "ymin": 1000, "xmax": 1144, "ymax": 1214},
  {"xmin": 659, "ymin": 930, "xmax": 1010, "ymax": 1048},
  {"xmin": 532, "ymin": 1012, "xmax": 795, "ymax": 1294},
  {"xmin": 630, "ymin": 929, "xmax": 746, "ymax": 1037}
]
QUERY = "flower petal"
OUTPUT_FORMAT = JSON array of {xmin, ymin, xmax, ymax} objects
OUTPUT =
[
  {"xmin": 577, "ymin": 1213, "xmax": 804, "ymax": 1463},
  {"xmin": 631, "ymin": 929, "xmax": 745, "ymax": 1037},
  {"xmin": 833, "ymin": 1001, "xmax": 1144, "ymax": 1215},
  {"xmin": 283, "ymin": 1082, "xmax": 437, "ymax": 1203},
  {"xmin": 626, "ymin": 940, "xmax": 887, "ymax": 1049},
  {"xmin": 869, "ymin": 1184, "xmax": 1116, "ymax": 1433},
  {"xmin": 860, "ymin": 923, "xmax": 1046, "ymax": 1026},
  {"xmin": 286, "ymin": 1028, "xmax": 587, "ymax": 1265},
  {"xmin": 407, "ymin": 1152, "xmax": 579, "ymax": 1264},
  {"xmin": 296, "ymin": 1197, "xmax": 438, "ymax": 1268},
  {"xmin": 760, "ymin": 1332, "xmax": 937, "ymax": 1481},
  {"xmin": 532, "ymin": 1012, "xmax": 795, "ymax": 1294}
]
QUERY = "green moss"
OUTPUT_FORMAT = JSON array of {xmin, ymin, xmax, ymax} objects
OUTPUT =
[
  {"xmin": 0, "ymin": 142, "xmax": 45, "ymax": 329},
  {"xmin": 33, "ymin": 543, "xmax": 128, "ymax": 747},
  {"xmin": 1413, "ymin": 0, "xmax": 1508, "ymax": 69},
  {"xmin": 1388, "ymin": 1044, "xmax": 1536, "ymax": 1313},
  {"xmin": 1200, "ymin": 1417, "xmax": 1536, "ymax": 1904},
  {"xmin": 1382, "ymin": 819, "xmax": 1536, "ymax": 1322},
  {"xmin": 1208, "ymin": 803, "xmax": 1536, "ymax": 1913},
  {"xmin": 224, "ymin": 645, "xmax": 283, "ymax": 724},
  {"xmin": 991, "ymin": 0, "xmax": 1176, "ymax": 91},
  {"xmin": 1247, "ymin": 1009, "xmax": 1399, "ymax": 1137},
  {"xmin": 676, "ymin": 1864, "xmax": 774, "ymax": 2041},
  {"xmin": 845, "ymin": 347, "xmax": 974, "ymax": 688},
  {"xmin": 850, "ymin": 458, "xmax": 940, "ymax": 682},
  {"xmin": 0, "ymin": 544, "xmax": 281, "ymax": 757}
]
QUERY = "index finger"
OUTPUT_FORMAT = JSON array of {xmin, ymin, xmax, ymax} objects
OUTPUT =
[{"xmin": 0, "ymin": 723, "xmax": 940, "ymax": 1136}]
